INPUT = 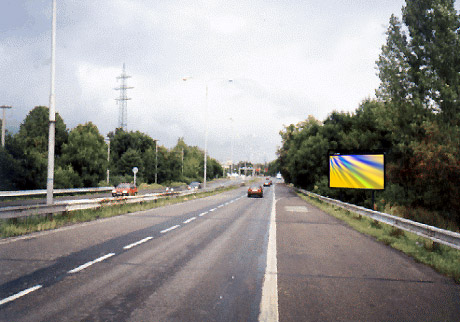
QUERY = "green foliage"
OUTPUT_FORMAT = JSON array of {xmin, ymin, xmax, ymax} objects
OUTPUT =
[
  {"xmin": 0, "ymin": 144, "xmax": 21, "ymax": 190},
  {"xmin": 277, "ymin": 0, "xmax": 460, "ymax": 229},
  {"xmin": 2, "ymin": 109, "xmax": 225, "ymax": 191},
  {"xmin": 10, "ymin": 106, "xmax": 68, "ymax": 189},
  {"xmin": 54, "ymin": 165, "xmax": 82, "ymax": 189},
  {"xmin": 60, "ymin": 122, "xmax": 107, "ymax": 187}
]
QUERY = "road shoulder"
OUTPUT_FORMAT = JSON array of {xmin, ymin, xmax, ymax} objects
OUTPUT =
[{"xmin": 275, "ymin": 184, "xmax": 460, "ymax": 321}]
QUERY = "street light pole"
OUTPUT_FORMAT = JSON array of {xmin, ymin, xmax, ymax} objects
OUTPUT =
[
  {"xmin": 203, "ymin": 84, "xmax": 208, "ymax": 188},
  {"xmin": 46, "ymin": 0, "xmax": 57, "ymax": 205},
  {"xmin": 0, "ymin": 105, "xmax": 12, "ymax": 147},
  {"xmin": 105, "ymin": 136, "xmax": 110, "ymax": 185},
  {"xmin": 229, "ymin": 117, "xmax": 234, "ymax": 176},
  {"xmin": 154, "ymin": 139, "xmax": 159, "ymax": 184},
  {"xmin": 182, "ymin": 77, "xmax": 233, "ymax": 188}
]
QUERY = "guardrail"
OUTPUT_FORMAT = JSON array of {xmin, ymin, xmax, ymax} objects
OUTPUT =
[
  {"xmin": 0, "ymin": 187, "xmax": 113, "ymax": 198},
  {"xmin": 296, "ymin": 188, "xmax": 460, "ymax": 251},
  {"xmin": 0, "ymin": 183, "xmax": 240, "ymax": 220}
]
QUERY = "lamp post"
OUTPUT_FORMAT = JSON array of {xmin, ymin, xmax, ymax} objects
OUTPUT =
[
  {"xmin": 153, "ymin": 139, "xmax": 159, "ymax": 184},
  {"xmin": 105, "ymin": 136, "xmax": 110, "ymax": 185},
  {"xmin": 182, "ymin": 77, "xmax": 232, "ymax": 188},
  {"xmin": 46, "ymin": 0, "xmax": 57, "ymax": 205},
  {"xmin": 229, "ymin": 117, "xmax": 234, "ymax": 176},
  {"xmin": 0, "ymin": 105, "xmax": 12, "ymax": 147}
]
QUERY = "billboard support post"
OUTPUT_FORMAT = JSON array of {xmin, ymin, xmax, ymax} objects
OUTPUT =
[{"xmin": 372, "ymin": 190, "xmax": 375, "ymax": 211}]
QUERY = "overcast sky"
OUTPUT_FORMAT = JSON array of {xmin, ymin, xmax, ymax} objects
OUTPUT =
[{"xmin": 2, "ymin": 1, "xmax": 458, "ymax": 164}]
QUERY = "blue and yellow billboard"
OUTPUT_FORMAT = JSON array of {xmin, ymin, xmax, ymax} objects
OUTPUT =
[{"xmin": 329, "ymin": 153, "xmax": 385, "ymax": 190}]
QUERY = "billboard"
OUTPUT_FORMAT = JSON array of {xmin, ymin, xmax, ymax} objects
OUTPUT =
[{"xmin": 329, "ymin": 152, "xmax": 385, "ymax": 190}]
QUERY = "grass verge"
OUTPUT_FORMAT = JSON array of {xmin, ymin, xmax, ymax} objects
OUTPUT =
[
  {"xmin": 297, "ymin": 192, "xmax": 460, "ymax": 284},
  {"xmin": 0, "ymin": 186, "xmax": 237, "ymax": 239}
]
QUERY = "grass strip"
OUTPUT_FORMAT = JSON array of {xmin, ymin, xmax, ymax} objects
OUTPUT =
[
  {"xmin": 0, "ymin": 186, "xmax": 237, "ymax": 239},
  {"xmin": 297, "ymin": 192, "xmax": 460, "ymax": 284}
]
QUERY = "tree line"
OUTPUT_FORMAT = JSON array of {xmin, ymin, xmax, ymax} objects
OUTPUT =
[
  {"xmin": 277, "ymin": 0, "xmax": 460, "ymax": 229},
  {"xmin": 0, "ymin": 105, "xmax": 223, "ymax": 190}
]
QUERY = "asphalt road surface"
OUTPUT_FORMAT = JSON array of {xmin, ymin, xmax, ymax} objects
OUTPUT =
[{"xmin": 0, "ymin": 184, "xmax": 459, "ymax": 321}]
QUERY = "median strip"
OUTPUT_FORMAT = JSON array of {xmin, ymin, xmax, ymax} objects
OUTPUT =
[
  {"xmin": 68, "ymin": 253, "xmax": 116, "ymax": 274},
  {"xmin": 0, "ymin": 285, "xmax": 42, "ymax": 306},
  {"xmin": 123, "ymin": 237, "xmax": 153, "ymax": 250}
]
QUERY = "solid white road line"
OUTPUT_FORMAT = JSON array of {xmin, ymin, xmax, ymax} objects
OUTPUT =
[
  {"xmin": 160, "ymin": 225, "xmax": 180, "ymax": 234},
  {"xmin": 68, "ymin": 253, "xmax": 116, "ymax": 274},
  {"xmin": 0, "ymin": 285, "xmax": 42, "ymax": 306},
  {"xmin": 259, "ymin": 186, "xmax": 279, "ymax": 322},
  {"xmin": 123, "ymin": 237, "xmax": 153, "ymax": 250},
  {"xmin": 183, "ymin": 217, "xmax": 196, "ymax": 224}
]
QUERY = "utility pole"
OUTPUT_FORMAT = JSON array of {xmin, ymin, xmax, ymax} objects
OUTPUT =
[
  {"xmin": 46, "ymin": 0, "xmax": 56, "ymax": 205},
  {"xmin": 115, "ymin": 63, "xmax": 133, "ymax": 131},
  {"xmin": 0, "ymin": 105, "xmax": 12, "ymax": 147}
]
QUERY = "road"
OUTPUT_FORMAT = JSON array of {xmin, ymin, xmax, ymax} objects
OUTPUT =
[{"xmin": 0, "ymin": 184, "xmax": 459, "ymax": 321}]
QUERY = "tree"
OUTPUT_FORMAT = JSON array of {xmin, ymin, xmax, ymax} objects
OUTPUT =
[
  {"xmin": 117, "ymin": 148, "xmax": 144, "ymax": 181},
  {"xmin": 60, "ymin": 122, "xmax": 107, "ymax": 187},
  {"xmin": 402, "ymin": 0, "xmax": 460, "ymax": 124},
  {"xmin": 13, "ymin": 106, "xmax": 68, "ymax": 189},
  {"xmin": 376, "ymin": 15, "xmax": 412, "ymax": 104},
  {"xmin": 108, "ymin": 128, "xmax": 155, "ymax": 178}
]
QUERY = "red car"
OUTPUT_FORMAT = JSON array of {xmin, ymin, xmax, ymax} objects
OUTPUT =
[
  {"xmin": 112, "ymin": 183, "xmax": 138, "ymax": 197},
  {"xmin": 248, "ymin": 184, "xmax": 263, "ymax": 198}
]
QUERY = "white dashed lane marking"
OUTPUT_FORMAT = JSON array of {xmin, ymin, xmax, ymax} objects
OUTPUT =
[
  {"xmin": 183, "ymin": 217, "xmax": 197, "ymax": 224},
  {"xmin": 0, "ymin": 194, "xmax": 245, "ymax": 306},
  {"xmin": 68, "ymin": 253, "xmax": 116, "ymax": 274},
  {"xmin": 0, "ymin": 285, "xmax": 42, "ymax": 306},
  {"xmin": 123, "ymin": 237, "xmax": 153, "ymax": 250},
  {"xmin": 160, "ymin": 225, "xmax": 180, "ymax": 234}
]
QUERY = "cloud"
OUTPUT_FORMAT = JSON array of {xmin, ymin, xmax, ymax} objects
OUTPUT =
[{"xmin": 3, "ymin": 0, "xmax": 442, "ymax": 163}]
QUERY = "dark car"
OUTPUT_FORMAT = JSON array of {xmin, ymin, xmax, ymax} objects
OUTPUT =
[
  {"xmin": 188, "ymin": 181, "xmax": 202, "ymax": 190},
  {"xmin": 112, "ymin": 183, "xmax": 138, "ymax": 197},
  {"xmin": 248, "ymin": 184, "xmax": 263, "ymax": 198},
  {"xmin": 263, "ymin": 180, "xmax": 272, "ymax": 187}
]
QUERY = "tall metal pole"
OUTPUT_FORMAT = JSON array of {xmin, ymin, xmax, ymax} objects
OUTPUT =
[
  {"xmin": 1, "ymin": 106, "xmax": 12, "ymax": 147},
  {"xmin": 230, "ymin": 117, "xmax": 234, "ymax": 175},
  {"xmin": 181, "ymin": 148, "xmax": 184, "ymax": 176},
  {"xmin": 203, "ymin": 84, "xmax": 208, "ymax": 188},
  {"xmin": 106, "ymin": 137, "xmax": 110, "ymax": 185},
  {"xmin": 46, "ymin": 0, "xmax": 56, "ymax": 205},
  {"xmin": 154, "ymin": 140, "xmax": 158, "ymax": 184}
]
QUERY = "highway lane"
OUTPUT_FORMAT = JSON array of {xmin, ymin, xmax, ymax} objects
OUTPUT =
[
  {"xmin": 0, "ymin": 184, "xmax": 273, "ymax": 321},
  {"xmin": 1, "ymin": 183, "xmax": 459, "ymax": 321}
]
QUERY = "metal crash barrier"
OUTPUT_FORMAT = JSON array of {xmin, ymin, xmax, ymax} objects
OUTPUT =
[{"xmin": 297, "ymin": 188, "xmax": 460, "ymax": 251}]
